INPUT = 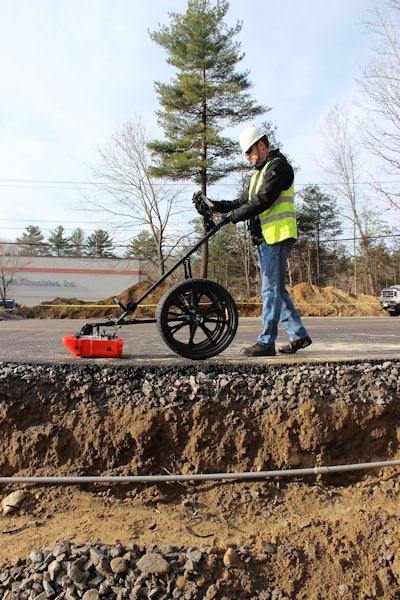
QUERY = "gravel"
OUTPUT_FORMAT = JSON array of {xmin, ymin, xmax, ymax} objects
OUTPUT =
[
  {"xmin": 0, "ymin": 359, "xmax": 399, "ymax": 412},
  {"xmin": 0, "ymin": 540, "xmax": 249, "ymax": 600},
  {"xmin": 0, "ymin": 311, "xmax": 25, "ymax": 321}
]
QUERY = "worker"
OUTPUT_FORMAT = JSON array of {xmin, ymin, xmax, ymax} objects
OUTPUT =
[{"xmin": 193, "ymin": 125, "xmax": 312, "ymax": 356}]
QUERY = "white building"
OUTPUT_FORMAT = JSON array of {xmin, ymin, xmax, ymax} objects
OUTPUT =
[{"xmin": 5, "ymin": 256, "xmax": 150, "ymax": 305}]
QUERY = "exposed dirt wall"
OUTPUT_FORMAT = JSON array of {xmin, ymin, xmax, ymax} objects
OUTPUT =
[
  {"xmin": 1, "ymin": 361, "xmax": 399, "ymax": 476},
  {"xmin": 0, "ymin": 360, "xmax": 399, "ymax": 598}
]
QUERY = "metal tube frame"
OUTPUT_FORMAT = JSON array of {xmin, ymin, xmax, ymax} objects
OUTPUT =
[{"xmin": 79, "ymin": 217, "xmax": 229, "ymax": 336}]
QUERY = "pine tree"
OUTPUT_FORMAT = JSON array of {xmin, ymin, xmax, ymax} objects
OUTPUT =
[
  {"xmin": 48, "ymin": 225, "xmax": 70, "ymax": 257},
  {"xmin": 149, "ymin": 0, "xmax": 266, "ymax": 276},
  {"xmin": 85, "ymin": 230, "xmax": 116, "ymax": 258},
  {"xmin": 15, "ymin": 225, "xmax": 48, "ymax": 256},
  {"xmin": 295, "ymin": 185, "xmax": 343, "ymax": 287},
  {"xmin": 125, "ymin": 231, "xmax": 158, "ymax": 262},
  {"xmin": 69, "ymin": 228, "xmax": 86, "ymax": 257}
]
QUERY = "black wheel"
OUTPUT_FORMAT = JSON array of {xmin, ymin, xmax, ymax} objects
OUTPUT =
[{"xmin": 156, "ymin": 278, "xmax": 238, "ymax": 360}]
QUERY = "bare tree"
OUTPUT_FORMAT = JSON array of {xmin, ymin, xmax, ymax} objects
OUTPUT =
[
  {"xmin": 85, "ymin": 117, "xmax": 185, "ymax": 276},
  {"xmin": 319, "ymin": 105, "xmax": 379, "ymax": 294},
  {"xmin": 0, "ymin": 241, "xmax": 29, "ymax": 306},
  {"xmin": 358, "ymin": 0, "xmax": 400, "ymax": 211}
]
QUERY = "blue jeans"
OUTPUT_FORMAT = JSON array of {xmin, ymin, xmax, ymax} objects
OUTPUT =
[{"xmin": 256, "ymin": 238, "xmax": 309, "ymax": 347}]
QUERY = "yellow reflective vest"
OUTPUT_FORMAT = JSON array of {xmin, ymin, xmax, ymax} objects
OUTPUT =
[{"xmin": 249, "ymin": 160, "xmax": 297, "ymax": 245}]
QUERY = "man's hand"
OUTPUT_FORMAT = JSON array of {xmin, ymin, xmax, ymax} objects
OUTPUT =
[
  {"xmin": 224, "ymin": 210, "xmax": 241, "ymax": 224},
  {"xmin": 192, "ymin": 191, "xmax": 215, "ymax": 217}
]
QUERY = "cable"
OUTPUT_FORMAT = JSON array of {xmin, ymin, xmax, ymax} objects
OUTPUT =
[{"xmin": 0, "ymin": 459, "xmax": 398, "ymax": 485}]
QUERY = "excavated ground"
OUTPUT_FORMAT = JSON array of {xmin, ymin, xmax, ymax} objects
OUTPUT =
[{"xmin": 0, "ymin": 359, "xmax": 399, "ymax": 599}]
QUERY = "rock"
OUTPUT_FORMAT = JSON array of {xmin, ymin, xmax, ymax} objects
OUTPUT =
[
  {"xmin": 67, "ymin": 562, "xmax": 88, "ymax": 587},
  {"xmin": 223, "ymin": 547, "xmax": 243, "ymax": 568},
  {"xmin": 262, "ymin": 543, "xmax": 276, "ymax": 554},
  {"xmin": 42, "ymin": 579, "xmax": 56, "ymax": 597},
  {"xmin": 205, "ymin": 583, "xmax": 218, "ymax": 598},
  {"xmin": 29, "ymin": 550, "xmax": 44, "ymax": 563},
  {"xmin": 110, "ymin": 557, "xmax": 129, "ymax": 574},
  {"xmin": 89, "ymin": 547, "xmax": 111, "ymax": 577},
  {"xmin": 82, "ymin": 590, "xmax": 99, "ymax": 600},
  {"xmin": 1, "ymin": 490, "xmax": 25, "ymax": 515},
  {"xmin": 187, "ymin": 549, "xmax": 203, "ymax": 563},
  {"xmin": 175, "ymin": 574, "xmax": 186, "ymax": 590},
  {"xmin": 53, "ymin": 541, "xmax": 71, "ymax": 557},
  {"xmin": 136, "ymin": 552, "xmax": 171, "ymax": 576},
  {"xmin": 47, "ymin": 560, "xmax": 60, "ymax": 581},
  {"xmin": 338, "ymin": 583, "xmax": 350, "ymax": 597}
]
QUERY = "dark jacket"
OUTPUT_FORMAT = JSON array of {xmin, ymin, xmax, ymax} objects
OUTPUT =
[{"xmin": 212, "ymin": 149, "xmax": 294, "ymax": 245}]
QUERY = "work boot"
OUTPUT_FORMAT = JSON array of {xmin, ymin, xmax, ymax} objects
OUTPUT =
[
  {"xmin": 279, "ymin": 336, "xmax": 312, "ymax": 354},
  {"xmin": 241, "ymin": 343, "xmax": 276, "ymax": 357}
]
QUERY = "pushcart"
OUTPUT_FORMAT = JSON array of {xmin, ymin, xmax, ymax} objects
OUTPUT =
[{"xmin": 62, "ymin": 208, "xmax": 238, "ymax": 360}]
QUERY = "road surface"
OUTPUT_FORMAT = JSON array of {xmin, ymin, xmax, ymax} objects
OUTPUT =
[{"xmin": 0, "ymin": 317, "xmax": 399, "ymax": 364}]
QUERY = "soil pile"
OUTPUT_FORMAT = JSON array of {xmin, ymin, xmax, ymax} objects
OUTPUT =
[
  {"xmin": 14, "ymin": 280, "xmax": 171, "ymax": 320},
  {"xmin": 13, "ymin": 282, "xmax": 383, "ymax": 319},
  {"xmin": 0, "ymin": 360, "xmax": 399, "ymax": 598}
]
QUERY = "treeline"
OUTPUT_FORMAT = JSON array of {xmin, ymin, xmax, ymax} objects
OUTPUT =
[
  {"xmin": 191, "ymin": 221, "xmax": 400, "ymax": 300},
  {"xmin": 12, "ymin": 225, "xmax": 124, "ymax": 259},
  {"xmin": 189, "ymin": 185, "xmax": 400, "ymax": 298},
  {"xmin": 10, "ymin": 224, "xmax": 161, "ymax": 260},
  {"xmin": 5, "ymin": 183, "xmax": 400, "ymax": 298}
]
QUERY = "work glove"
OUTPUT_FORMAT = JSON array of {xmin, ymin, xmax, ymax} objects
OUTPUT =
[
  {"xmin": 192, "ymin": 191, "xmax": 215, "ymax": 218},
  {"xmin": 224, "ymin": 210, "xmax": 241, "ymax": 224}
]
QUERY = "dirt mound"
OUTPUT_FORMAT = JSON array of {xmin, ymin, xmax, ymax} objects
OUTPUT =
[
  {"xmin": 15, "ymin": 282, "xmax": 382, "ymax": 319},
  {"xmin": 230, "ymin": 283, "xmax": 381, "ymax": 318},
  {"xmin": 17, "ymin": 281, "xmax": 171, "ymax": 319},
  {"xmin": 290, "ymin": 283, "xmax": 382, "ymax": 317}
]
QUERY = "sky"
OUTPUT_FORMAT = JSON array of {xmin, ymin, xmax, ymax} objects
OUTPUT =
[{"xmin": 0, "ymin": 0, "xmax": 380, "ymax": 244}]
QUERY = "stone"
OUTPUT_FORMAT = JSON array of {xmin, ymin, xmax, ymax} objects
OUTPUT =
[
  {"xmin": 82, "ymin": 589, "xmax": 99, "ymax": 600},
  {"xmin": 67, "ymin": 562, "xmax": 88, "ymax": 587},
  {"xmin": 110, "ymin": 557, "xmax": 129, "ymax": 574},
  {"xmin": 42, "ymin": 579, "xmax": 56, "ymax": 597},
  {"xmin": 89, "ymin": 547, "xmax": 111, "ymax": 577},
  {"xmin": 29, "ymin": 550, "xmax": 44, "ymax": 563},
  {"xmin": 187, "ymin": 549, "xmax": 203, "ymax": 564},
  {"xmin": 223, "ymin": 547, "xmax": 243, "ymax": 568},
  {"xmin": 136, "ymin": 552, "xmax": 171, "ymax": 576},
  {"xmin": 377, "ymin": 567, "xmax": 392, "ymax": 587},
  {"xmin": 175, "ymin": 575, "xmax": 186, "ymax": 590},
  {"xmin": 47, "ymin": 560, "xmax": 60, "ymax": 581},
  {"xmin": 1, "ymin": 489, "xmax": 25, "ymax": 516}
]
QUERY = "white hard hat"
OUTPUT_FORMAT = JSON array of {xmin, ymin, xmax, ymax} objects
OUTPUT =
[{"xmin": 239, "ymin": 126, "xmax": 265, "ymax": 154}]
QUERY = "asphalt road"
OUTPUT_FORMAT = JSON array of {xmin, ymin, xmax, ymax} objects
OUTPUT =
[{"xmin": 0, "ymin": 316, "xmax": 399, "ymax": 365}]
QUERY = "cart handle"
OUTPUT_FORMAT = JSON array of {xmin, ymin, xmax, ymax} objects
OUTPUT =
[{"xmin": 116, "ymin": 216, "xmax": 230, "ymax": 318}]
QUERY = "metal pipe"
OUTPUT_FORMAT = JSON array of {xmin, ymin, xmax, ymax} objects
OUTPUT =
[{"xmin": 0, "ymin": 460, "xmax": 399, "ymax": 485}]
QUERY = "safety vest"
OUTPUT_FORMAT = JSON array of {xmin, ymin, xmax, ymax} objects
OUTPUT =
[{"xmin": 248, "ymin": 159, "xmax": 297, "ymax": 244}]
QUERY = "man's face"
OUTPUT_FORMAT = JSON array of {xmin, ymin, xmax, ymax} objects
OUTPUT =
[{"xmin": 244, "ymin": 140, "xmax": 268, "ymax": 165}]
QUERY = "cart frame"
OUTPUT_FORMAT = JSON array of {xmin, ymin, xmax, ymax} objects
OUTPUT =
[{"xmin": 74, "ymin": 216, "xmax": 239, "ymax": 360}]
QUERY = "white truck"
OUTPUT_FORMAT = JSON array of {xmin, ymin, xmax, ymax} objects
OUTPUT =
[{"xmin": 379, "ymin": 285, "xmax": 400, "ymax": 317}]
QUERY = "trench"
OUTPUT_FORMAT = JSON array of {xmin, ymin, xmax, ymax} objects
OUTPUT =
[{"xmin": 0, "ymin": 359, "xmax": 399, "ymax": 482}]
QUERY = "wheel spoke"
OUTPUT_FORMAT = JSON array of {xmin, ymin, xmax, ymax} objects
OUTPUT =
[
  {"xmin": 167, "ymin": 319, "xmax": 190, "ymax": 335},
  {"xmin": 197, "ymin": 322, "xmax": 217, "ymax": 344}
]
